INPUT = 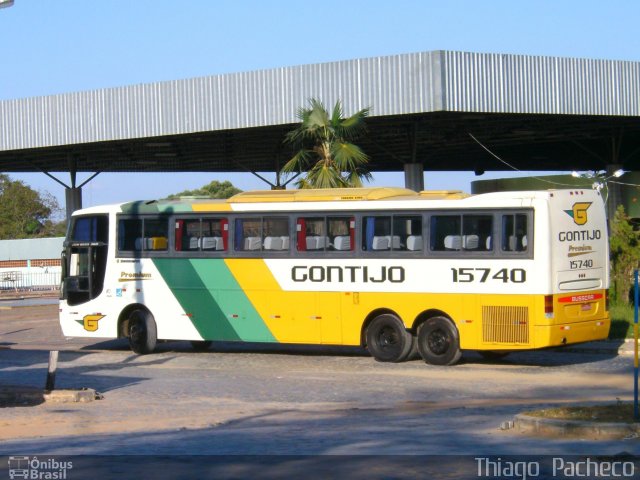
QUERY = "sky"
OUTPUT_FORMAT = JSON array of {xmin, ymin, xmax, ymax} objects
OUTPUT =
[{"xmin": 1, "ymin": 0, "xmax": 639, "ymax": 211}]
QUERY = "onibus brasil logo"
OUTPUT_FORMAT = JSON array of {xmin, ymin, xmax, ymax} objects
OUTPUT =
[
  {"xmin": 8, "ymin": 456, "xmax": 73, "ymax": 479},
  {"xmin": 564, "ymin": 202, "xmax": 592, "ymax": 226}
]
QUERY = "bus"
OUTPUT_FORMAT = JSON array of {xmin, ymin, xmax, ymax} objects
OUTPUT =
[{"xmin": 59, "ymin": 187, "xmax": 610, "ymax": 365}]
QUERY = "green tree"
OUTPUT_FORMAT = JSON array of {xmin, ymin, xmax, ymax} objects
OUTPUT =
[
  {"xmin": 167, "ymin": 180, "xmax": 242, "ymax": 199},
  {"xmin": 609, "ymin": 205, "xmax": 640, "ymax": 304},
  {"xmin": 281, "ymin": 99, "xmax": 371, "ymax": 189},
  {"xmin": 0, "ymin": 174, "xmax": 64, "ymax": 239}
]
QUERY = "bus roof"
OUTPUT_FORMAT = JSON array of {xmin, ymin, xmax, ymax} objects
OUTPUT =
[
  {"xmin": 75, "ymin": 187, "xmax": 601, "ymax": 216},
  {"xmin": 228, "ymin": 187, "xmax": 469, "ymax": 202}
]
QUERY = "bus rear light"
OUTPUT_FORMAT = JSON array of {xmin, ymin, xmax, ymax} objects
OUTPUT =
[
  {"xmin": 596, "ymin": 321, "xmax": 604, "ymax": 326},
  {"xmin": 560, "ymin": 326, "xmax": 571, "ymax": 331},
  {"xmin": 544, "ymin": 295, "xmax": 554, "ymax": 317}
]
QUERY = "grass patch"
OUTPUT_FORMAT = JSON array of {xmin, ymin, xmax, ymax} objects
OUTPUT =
[
  {"xmin": 525, "ymin": 404, "xmax": 638, "ymax": 423},
  {"xmin": 609, "ymin": 303, "xmax": 637, "ymax": 339}
]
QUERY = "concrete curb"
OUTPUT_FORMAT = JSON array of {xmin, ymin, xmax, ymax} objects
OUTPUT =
[
  {"xmin": 44, "ymin": 388, "xmax": 100, "ymax": 403},
  {"xmin": 0, "ymin": 386, "xmax": 100, "ymax": 406},
  {"xmin": 514, "ymin": 413, "xmax": 640, "ymax": 440}
]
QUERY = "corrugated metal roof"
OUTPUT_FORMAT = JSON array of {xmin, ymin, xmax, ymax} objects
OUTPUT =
[
  {"xmin": 0, "ymin": 237, "xmax": 64, "ymax": 261},
  {"xmin": 2, "ymin": 50, "xmax": 637, "ymax": 153},
  {"xmin": 441, "ymin": 51, "xmax": 640, "ymax": 115}
]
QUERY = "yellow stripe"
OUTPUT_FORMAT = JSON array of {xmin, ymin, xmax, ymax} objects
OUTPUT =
[{"xmin": 192, "ymin": 203, "xmax": 232, "ymax": 212}]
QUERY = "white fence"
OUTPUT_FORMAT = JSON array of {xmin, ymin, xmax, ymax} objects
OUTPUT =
[{"xmin": 0, "ymin": 269, "xmax": 61, "ymax": 292}]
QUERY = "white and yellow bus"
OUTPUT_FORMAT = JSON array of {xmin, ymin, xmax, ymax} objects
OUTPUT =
[{"xmin": 59, "ymin": 187, "xmax": 610, "ymax": 365}]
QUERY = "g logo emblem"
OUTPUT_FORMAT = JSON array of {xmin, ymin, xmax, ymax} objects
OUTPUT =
[
  {"xmin": 83, "ymin": 314, "xmax": 105, "ymax": 332},
  {"xmin": 564, "ymin": 202, "xmax": 592, "ymax": 226}
]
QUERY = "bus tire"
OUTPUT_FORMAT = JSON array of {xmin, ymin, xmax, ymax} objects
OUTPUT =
[
  {"xmin": 366, "ymin": 314, "xmax": 413, "ymax": 363},
  {"xmin": 128, "ymin": 309, "xmax": 157, "ymax": 354},
  {"xmin": 417, "ymin": 316, "xmax": 461, "ymax": 366},
  {"xmin": 191, "ymin": 340, "xmax": 212, "ymax": 351}
]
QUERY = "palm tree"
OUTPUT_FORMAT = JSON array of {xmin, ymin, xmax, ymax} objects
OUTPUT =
[{"xmin": 281, "ymin": 99, "xmax": 372, "ymax": 189}]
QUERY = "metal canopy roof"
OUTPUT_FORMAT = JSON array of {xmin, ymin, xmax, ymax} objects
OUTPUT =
[{"xmin": 1, "ymin": 51, "xmax": 639, "ymax": 176}]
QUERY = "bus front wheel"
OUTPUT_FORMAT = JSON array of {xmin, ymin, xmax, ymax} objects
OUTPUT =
[
  {"xmin": 366, "ymin": 314, "xmax": 413, "ymax": 363},
  {"xmin": 128, "ymin": 309, "xmax": 157, "ymax": 354},
  {"xmin": 417, "ymin": 316, "xmax": 461, "ymax": 366}
]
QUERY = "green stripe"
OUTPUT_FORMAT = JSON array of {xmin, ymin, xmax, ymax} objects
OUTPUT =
[
  {"xmin": 120, "ymin": 201, "xmax": 194, "ymax": 214},
  {"xmin": 152, "ymin": 258, "xmax": 275, "ymax": 342}
]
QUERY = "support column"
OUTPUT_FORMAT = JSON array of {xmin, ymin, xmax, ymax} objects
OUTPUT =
[
  {"xmin": 65, "ymin": 187, "xmax": 82, "ymax": 222},
  {"xmin": 404, "ymin": 163, "xmax": 424, "ymax": 192}
]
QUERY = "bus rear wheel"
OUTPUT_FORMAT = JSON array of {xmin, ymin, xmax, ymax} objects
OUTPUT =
[
  {"xmin": 417, "ymin": 316, "xmax": 461, "ymax": 366},
  {"xmin": 128, "ymin": 309, "xmax": 157, "ymax": 354},
  {"xmin": 366, "ymin": 314, "xmax": 413, "ymax": 363}
]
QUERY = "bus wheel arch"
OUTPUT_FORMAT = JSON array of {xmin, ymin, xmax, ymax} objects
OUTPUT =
[
  {"xmin": 118, "ymin": 304, "xmax": 157, "ymax": 355},
  {"xmin": 414, "ymin": 313, "xmax": 462, "ymax": 366},
  {"xmin": 363, "ymin": 310, "xmax": 413, "ymax": 363}
]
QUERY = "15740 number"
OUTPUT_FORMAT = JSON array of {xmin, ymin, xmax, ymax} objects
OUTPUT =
[
  {"xmin": 451, "ymin": 267, "xmax": 526, "ymax": 283},
  {"xmin": 569, "ymin": 259, "xmax": 593, "ymax": 269}
]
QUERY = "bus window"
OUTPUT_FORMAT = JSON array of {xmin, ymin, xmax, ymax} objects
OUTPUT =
[
  {"xmin": 430, "ymin": 215, "xmax": 461, "ymax": 251},
  {"xmin": 72, "ymin": 215, "xmax": 108, "ymax": 243},
  {"xmin": 362, "ymin": 216, "xmax": 391, "ymax": 251},
  {"xmin": 235, "ymin": 218, "xmax": 262, "ymax": 251},
  {"xmin": 175, "ymin": 218, "xmax": 228, "ymax": 251},
  {"xmin": 462, "ymin": 215, "xmax": 493, "ymax": 251},
  {"xmin": 263, "ymin": 217, "xmax": 289, "ymax": 251},
  {"xmin": 235, "ymin": 217, "xmax": 289, "ymax": 251},
  {"xmin": 394, "ymin": 216, "xmax": 422, "ymax": 251},
  {"xmin": 297, "ymin": 216, "xmax": 353, "ymax": 251},
  {"xmin": 175, "ymin": 219, "xmax": 201, "ymax": 251},
  {"xmin": 502, "ymin": 214, "xmax": 529, "ymax": 252},
  {"xmin": 431, "ymin": 214, "xmax": 492, "ymax": 252},
  {"xmin": 118, "ymin": 218, "xmax": 143, "ymax": 251},
  {"xmin": 142, "ymin": 219, "xmax": 168, "ymax": 251},
  {"xmin": 363, "ymin": 215, "xmax": 422, "ymax": 252},
  {"xmin": 328, "ymin": 217, "xmax": 353, "ymax": 251},
  {"xmin": 118, "ymin": 217, "xmax": 168, "ymax": 251}
]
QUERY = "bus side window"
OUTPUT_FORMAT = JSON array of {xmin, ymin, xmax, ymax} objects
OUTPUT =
[
  {"xmin": 143, "ymin": 219, "xmax": 169, "ymax": 251},
  {"xmin": 175, "ymin": 219, "xmax": 201, "ymax": 251},
  {"xmin": 297, "ymin": 217, "xmax": 324, "ymax": 251},
  {"xmin": 462, "ymin": 215, "xmax": 493, "ymax": 251},
  {"xmin": 362, "ymin": 216, "xmax": 391, "ymax": 251},
  {"xmin": 118, "ymin": 218, "xmax": 143, "ymax": 251},
  {"xmin": 263, "ymin": 217, "xmax": 289, "ymax": 251},
  {"xmin": 430, "ymin": 215, "xmax": 460, "ymax": 252},
  {"xmin": 393, "ymin": 216, "xmax": 422, "ymax": 252},
  {"xmin": 502, "ymin": 214, "xmax": 528, "ymax": 252},
  {"xmin": 235, "ymin": 218, "xmax": 261, "ymax": 251},
  {"xmin": 328, "ymin": 217, "xmax": 353, "ymax": 251}
]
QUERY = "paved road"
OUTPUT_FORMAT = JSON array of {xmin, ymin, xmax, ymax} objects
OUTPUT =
[{"xmin": 0, "ymin": 304, "xmax": 638, "ymax": 478}]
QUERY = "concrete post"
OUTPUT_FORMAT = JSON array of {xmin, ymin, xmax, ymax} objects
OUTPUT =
[
  {"xmin": 65, "ymin": 187, "xmax": 82, "ymax": 223},
  {"xmin": 404, "ymin": 163, "xmax": 424, "ymax": 192}
]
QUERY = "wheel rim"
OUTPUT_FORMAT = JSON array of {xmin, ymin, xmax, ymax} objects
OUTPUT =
[
  {"xmin": 427, "ymin": 328, "xmax": 450, "ymax": 355},
  {"xmin": 130, "ymin": 320, "xmax": 145, "ymax": 344},
  {"xmin": 378, "ymin": 326, "xmax": 400, "ymax": 352}
]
